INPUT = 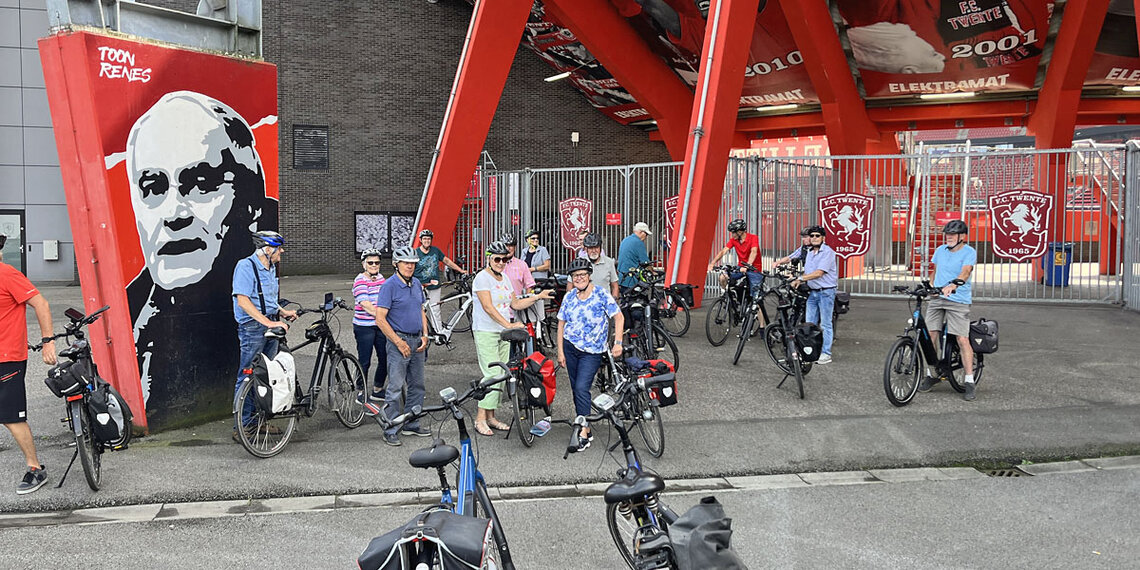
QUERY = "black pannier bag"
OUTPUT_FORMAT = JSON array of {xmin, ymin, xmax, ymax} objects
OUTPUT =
[
  {"xmin": 670, "ymin": 496, "xmax": 749, "ymax": 570},
  {"xmin": 834, "ymin": 290, "xmax": 851, "ymax": 314},
  {"xmin": 667, "ymin": 283, "xmax": 697, "ymax": 307},
  {"xmin": 794, "ymin": 323, "xmax": 824, "ymax": 363},
  {"xmin": 359, "ymin": 509, "xmax": 494, "ymax": 570},
  {"xmin": 969, "ymin": 318, "xmax": 999, "ymax": 354},
  {"xmin": 87, "ymin": 377, "xmax": 134, "ymax": 445},
  {"xmin": 44, "ymin": 360, "xmax": 92, "ymax": 398}
]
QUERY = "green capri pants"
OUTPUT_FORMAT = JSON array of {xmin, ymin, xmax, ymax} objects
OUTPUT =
[{"xmin": 474, "ymin": 331, "xmax": 510, "ymax": 410}]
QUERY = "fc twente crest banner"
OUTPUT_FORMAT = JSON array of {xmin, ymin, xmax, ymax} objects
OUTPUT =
[
  {"xmin": 988, "ymin": 189, "xmax": 1053, "ymax": 261},
  {"xmin": 663, "ymin": 195, "xmax": 679, "ymax": 249},
  {"xmin": 818, "ymin": 193, "xmax": 875, "ymax": 259},
  {"xmin": 559, "ymin": 197, "xmax": 593, "ymax": 249}
]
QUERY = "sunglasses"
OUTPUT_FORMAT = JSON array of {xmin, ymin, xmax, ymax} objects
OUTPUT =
[
  {"xmin": 809, "ymin": 233, "xmax": 823, "ymax": 238},
  {"xmin": 490, "ymin": 256, "xmax": 508, "ymax": 263},
  {"xmin": 365, "ymin": 261, "xmax": 381, "ymax": 266}
]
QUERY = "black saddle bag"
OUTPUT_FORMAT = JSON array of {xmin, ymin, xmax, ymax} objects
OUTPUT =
[
  {"xmin": 359, "ymin": 509, "xmax": 494, "ymax": 570},
  {"xmin": 670, "ymin": 496, "xmax": 749, "ymax": 570},
  {"xmin": 969, "ymin": 318, "xmax": 999, "ymax": 354},
  {"xmin": 834, "ymin": 291, "xmax": 851, "ymax": 314}
]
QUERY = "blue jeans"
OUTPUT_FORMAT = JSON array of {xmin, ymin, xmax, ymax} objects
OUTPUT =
[
  {"xmin": 353, "ymin": 324, "xmax": 388, "ymax": 392},
  {"xmin": 382, "ymin": 332, "xmax": 426, "ymax": 436},
  {"xmin": 563, "ymin": 340, "xmax": 603, "ymax": 418},
  {"xmin": 235, "ymin": 319, "xmax": 277, "ymax": 428},
  {"xmin": 729, "ymin": 269, "xmax": 765, "ymax": 299},
  {"xmin": 805, "ymin": 288, "xmax": 835, "ymax": 355}
]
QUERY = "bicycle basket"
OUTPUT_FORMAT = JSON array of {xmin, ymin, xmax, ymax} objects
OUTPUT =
[
  {"xmin": 358, "ymin": 509, "xmax": 494, "ymax": 570},
  {"xmin": 44, "ymin": 360, "xmax": 92, "ymax": 398}
]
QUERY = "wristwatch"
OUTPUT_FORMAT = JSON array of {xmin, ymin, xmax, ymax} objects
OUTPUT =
[
  {"xmin": 41, "ymin": 336, "xmax": 55, "ymax": 344},
  {"xmin": 950, "ymin": 279, "xmax": 965, "ymax": 286}
]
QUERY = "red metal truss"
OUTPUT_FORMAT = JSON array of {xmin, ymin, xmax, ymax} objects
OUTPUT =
[
  {"xmin": 669, "ymin": 0, "xmax": 763, "ymax": 305},
  {"xmin": 415, "ymin": 0, "xmax": 532, "ymax": 256},
  {"xmin": 545, "ymin": 0, "xmax": 694, "ymax": 160}
]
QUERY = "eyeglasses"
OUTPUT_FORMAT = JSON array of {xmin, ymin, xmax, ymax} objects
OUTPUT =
[
  {"xmin": 528, "ymin": 236, "xmax": 539, "ymax": 240},
  {"xmin": 809, "ymin": 234, "xmax": 824, "ymax": 238},
  {"xmin": 571, "ymin": 272, "xmax": 590, "ymax": 279},
  {"xmin": 365, "ymin": 261, "xmax": 381, "ymax": 266},
  {"xmin": 490, "ymin": 256, "xmax": 508, "ymax": 263}
]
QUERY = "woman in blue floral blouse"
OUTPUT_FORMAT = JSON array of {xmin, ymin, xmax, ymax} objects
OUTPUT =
[{"xmin": 557, "ymin": 258, "xmax": 624, "ymax": 449}]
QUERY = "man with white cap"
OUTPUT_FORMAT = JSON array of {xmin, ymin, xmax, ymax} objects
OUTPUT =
[{"xmin": 617, "ymin": 221, "xmax": 652, "ymax": 292}]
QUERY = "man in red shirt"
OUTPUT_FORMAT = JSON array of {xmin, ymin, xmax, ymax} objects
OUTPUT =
[
  {"xmin": 708, "ymin": 218, "xmax": 764, "ymax": 300},
  {"xmin": 0, "ymin": 234, "xmax": 57, "ymax": 494}
]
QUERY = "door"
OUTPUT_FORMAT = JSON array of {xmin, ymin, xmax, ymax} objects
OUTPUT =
[{"xmin": 0, "ymin": 211, "xmax": 25, "ymax": 273}]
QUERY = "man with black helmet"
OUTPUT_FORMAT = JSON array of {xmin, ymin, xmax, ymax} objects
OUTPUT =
[
  {"xmin": 412, "ymin": 229, "xmax": 467, "ymax": 328},
  {"xmin": 920, "ymin": 220, "xmax": 979, "ymax": 401},
  {"xmin": 791, "ymin": 225, "xmax": 837, "ymax": 364},
  {"xmin": 708, "ymin": 218, "xmax": 763, "ymax": 299},
  {"xmin": 232, "ymin": 230, "xmax": 297, "ymax": 440}
]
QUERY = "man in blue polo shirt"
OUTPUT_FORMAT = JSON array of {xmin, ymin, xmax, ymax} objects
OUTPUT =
[
  {"xmin": 617, "ymin": 222, "xmax": 652, "ymax": 290},
  {"xmin": 371, "ymin": 246, "xmax": 431, "ymax": 446},
  {"xmin": 791, "ymin": 225, "xmax": 838, "ymax": 364}
]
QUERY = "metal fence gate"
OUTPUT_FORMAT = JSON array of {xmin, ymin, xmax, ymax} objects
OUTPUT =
[{"xmin": 453, "ymin": 145, "xmax": 1133, "ymax": 306}]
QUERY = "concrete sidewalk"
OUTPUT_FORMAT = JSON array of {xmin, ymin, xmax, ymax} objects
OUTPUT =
[{"xmin": 2, "ymin": 274, "xmax": 1138, "ymax": 514}]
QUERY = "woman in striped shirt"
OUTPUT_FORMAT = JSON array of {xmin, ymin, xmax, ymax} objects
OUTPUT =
[{"xmin": 353, "ymin": 249, "xmax": 388, "ymax": 402}]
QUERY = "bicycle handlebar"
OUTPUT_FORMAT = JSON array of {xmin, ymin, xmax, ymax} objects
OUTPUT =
[
  {"xmin": 893, "ymin": 280, "xmax": 940, "ymax": 297},
  {"xmin": 371, "ymin": 362, "xmax": 513, "ymax": 430},
  {"xmin": 291, "ymin": 296, "xmax": 350, "ymax": 317},
  {"xmin": 563, "ymin": 372, "xmax": 676, "ymax": 459},
  {"xmin": 28, "ymin": 305, "xmax": 109, "ymax": 351}
]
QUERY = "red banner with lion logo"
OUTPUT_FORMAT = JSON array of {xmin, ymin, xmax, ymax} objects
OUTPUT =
[
  {"xmin": 988, "ymin": 189, "xmax": 1053, "ymax": 261},
  {"xmin": 818, "ymin": 193, "xmax": 875, "ymax": 259},
  {"xmin": 559, "ymin": 197, "xmax": 593, "ymax": 250}
]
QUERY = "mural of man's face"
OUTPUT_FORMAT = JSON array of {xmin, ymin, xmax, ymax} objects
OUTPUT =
[{"xmin": 127, "ymin": 92, "xmax": 262, "ymax": 290}]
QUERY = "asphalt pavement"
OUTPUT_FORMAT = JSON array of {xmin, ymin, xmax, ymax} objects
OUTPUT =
[{"xmin": 1, "ymin": 274, "xmax": 1138, "ymax": 515}]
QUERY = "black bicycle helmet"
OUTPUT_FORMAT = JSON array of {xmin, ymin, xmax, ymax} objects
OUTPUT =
[
  {"xmin": 727, "ymin": 218, "xmax": 746, "ymax": 233},
  {"xmin": 392, "ymin": 246, "xmax": 420, "ymax": 263},
  {"xmin": 419, "ymin": 229, "xmax": 434, "ymax": 238},
  {"xmin": 567, "ymin": 258, "xmax": 593, "ymax": 275},
  {"xmin": 525, "ymin": 229, "xmax": 540, "ymax": 239},
  {"xmin": 499, "ymin": 232, "xmax": 517, "ymax": 246},
  {"xmin": 582, "ymin": 233, "xmax": 603, "ymax": 248},
  {"xmin": 943, "ymin": 219, "xmax": 969, "ymax": 235},
  {"xmin": 806, "ymin": 225, "xmax": 826, "ymax": 236},
  {"xmin": 485, "ymin": 241, "xmax": 510, "ymax": 256},
  {"xmin": 252, "ymin": 230, "xmax": 284, "ymax": 248},
  {"xmin": 360, "ymin": 248, "xmax": 382, "ymax": 260}
]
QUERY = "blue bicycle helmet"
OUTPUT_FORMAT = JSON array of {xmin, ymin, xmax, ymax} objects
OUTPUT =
[{"xmin": 252, "ymin": 230, "xmax": 284, "ymax": 248}]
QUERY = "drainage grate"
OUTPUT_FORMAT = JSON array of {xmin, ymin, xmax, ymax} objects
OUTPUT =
[{"xmin": 983, "ymin": 467, "xmax": 1032, "ymax": 477}]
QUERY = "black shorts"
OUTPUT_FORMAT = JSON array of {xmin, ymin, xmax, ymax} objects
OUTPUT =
[{"xmin": 0, "ymin": 360, "xmax": 29, "ymax": 424}]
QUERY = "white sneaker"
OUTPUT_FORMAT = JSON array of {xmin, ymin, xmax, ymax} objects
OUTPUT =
[{"xmin": 816, "ymin": 354, "xmax": 832, "ymax": 364}]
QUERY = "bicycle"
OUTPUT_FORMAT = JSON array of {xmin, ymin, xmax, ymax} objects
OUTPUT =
[
  {"xmin": 425, "ymin": 273, "xmax": 476, "ymax": 349},
  {"xmin": 593, "ymin": 350, "xmax": 667, "ymax": 458},
  {"xmin": 621, "ymin": 274, "xmax": 680, "ymax": 369},
  {"xmin": 526, "ymin": 274, "xmax": 567, "ymax": 355},
  {"xmin": 883, "ymin": 281, "xmax": 987, "ymax": 406},
  {"xmin": 369, "ymin": 363, "xmax": 517, "ymax": 569},
  {"xmin": 233, "ymin": 293, "xmax": 367, "ymax": 458},
  {"xmin": 705, "ymin": 265, "xmax": 765, "ymax": 347},
  {"xmin": 760, "ymin": 271, "xmax": 814, "ymax": 399},
  {"xmin": 34, "ymin": 305, "xmax": 131, "ymax": 491},
  {"xmin": 564, "ymin": 372, "xmax": 681, "ymax": 569}
]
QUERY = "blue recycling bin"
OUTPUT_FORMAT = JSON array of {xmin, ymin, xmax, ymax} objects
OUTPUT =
[{"xmin": 1041, "ymin": 242, "xmax": 1073, "ymax": 287}]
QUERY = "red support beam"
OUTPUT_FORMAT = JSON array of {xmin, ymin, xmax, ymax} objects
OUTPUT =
[
  {"xmin": 777, "ymin": 0, "xmax": 880, "ymax": 155},
  {"xmin": 545, "ymin": 0, "xmax": 694, "ymax": 160},
  {"xmin": 415, "ymin": 0, "xmax": 532, "ymax": 256},
  {"xmin": 668, "ymin": 0, "xmax": 762, "ymax": 305}
]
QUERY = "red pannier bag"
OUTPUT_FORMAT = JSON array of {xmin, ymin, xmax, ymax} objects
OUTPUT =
[{"xmin": 522, "ymin": 352, "xmax": 557, "ymax": 409}]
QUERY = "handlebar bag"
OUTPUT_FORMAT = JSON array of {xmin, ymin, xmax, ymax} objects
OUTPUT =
[
  {"xmin": 522, "ymin": 351, "xmax": 557, "ymax": 408},
  {"xmin": 88, "ymin": 377, "xmax": 133, "ymax": 445},
  {"xmin": 250, "ymin": 350, "xmax": 297, "ymax": 414},
  {"xmin": 794, "ymin": 323, "xmax": 824, "ymax": 363},
  {"xmin": 358, "ymin": 509, "xmax": 494, "ymax": 570},
  {"xmin": 44, "ymin": 360, "xmax": 91, "ymax": 398},
  {"xmin": 670, "ymin": 496, "xmax": 749, "ymax": 570},
  {"xmin": 638, "ymin": 359, "xmax": 678, "ymax": 407},
  {"xmin": 834, "ymin": 291, "xmax": 851, "ymax": 315},
  {"xmin": 969, "ymin": 318, "xmax": 999, "ymax": 354}
]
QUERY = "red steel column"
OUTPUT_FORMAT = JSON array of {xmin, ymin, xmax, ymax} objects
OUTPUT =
[
  {"xmin": 668, "ymin": 0, "xmax": 762, "ymax": 306},
  {"xmin": 416, "ymin": 0, "xmax": 532, "ymax": 256}
]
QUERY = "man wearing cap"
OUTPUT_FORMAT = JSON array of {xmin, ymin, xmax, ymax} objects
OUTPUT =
[{"xmin": 617, "ymin": 222, "xmax": 652, "ymax": 291}]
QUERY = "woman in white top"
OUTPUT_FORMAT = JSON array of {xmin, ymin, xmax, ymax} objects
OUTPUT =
[{"xmin": 471, "ymin": 241, "xmax": 553, "ymax": 436}]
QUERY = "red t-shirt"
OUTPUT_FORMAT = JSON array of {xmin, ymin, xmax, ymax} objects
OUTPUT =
[
  {"xmin": 0, "ymin": 263, "xmax": 39, "ymax": 362},
  {"xmin": 726, "ymin": 233, "xmax": 762, "ymax": 271}
]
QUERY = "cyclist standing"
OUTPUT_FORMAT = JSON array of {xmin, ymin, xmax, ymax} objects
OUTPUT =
[
  {"xmin": 413, "ymin": 229, "xmax": 467, "ymax": 328},
  {"xmin": 470, "ymin": 241, "xmax": 553, "ymax": 436},
  {"xmin": 522, "ymin": 230, "xmax": 551, "ymax": 323},
  {"xmin": 1, "ymin": 234, "xmax": 57, "ymax": 494},
  {"xmin": 498, "ymin": 233, "xmax": 535, "ymax": 297},
  {"xmin": 617, "ymin": 222, "xmax": 652, "ymax": 292},
  {"xmin": 582, "ymin": 233, "xmax": 620, "ymax": 299},
  {"xmin": 232, "ymin": 230, "xmax": 297, "ymax": 441},
  {"xmin": 373, "ymin": 247, "xmax": 432, "ymax": 446},
  {"xmin": 774, "ymin": 226, "xmax": 813, "ymax": 268},
  {"xmin": 557, "ymin": 258, "xmax": 624, "ymax": 449},
  {"xmin": 790, "ymin": 225, "xmax": 837, "ymax": 364},
  {"xmin": 919, "ymin": 220, "xmax": 979, "ymax": 401},
  {"xmin": 708, "ymin": 219, "xmax": 764, "ymax": 300},
  {"xmin": 353, "ymin": 249, "xmax": 388, "ymax": 403}
]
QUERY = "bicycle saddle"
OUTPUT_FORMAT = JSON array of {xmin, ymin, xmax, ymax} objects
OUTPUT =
[
  {"xmin": 499, "ymin": 328, "xmax": 531, "ymax": 343},
  {"xmin": 409, "ymin": 442, "xmax": 459, "ymax": 469},
  {"xmin": 264, "ymin": 326, "xmax": 288, "ymax": 339},
  {"xmin": 604, "ymin": 470, "xmax": 666, "ymax": 504}
]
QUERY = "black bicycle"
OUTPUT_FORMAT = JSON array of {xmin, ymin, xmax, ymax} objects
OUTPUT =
[
  {"xmin": 34, "ymin": 305, "xmax": 131, "ymax": 491},
  {"xmin": 234, "ymin": 293, "xmax": 366, "ymax": 458},
  {"xmin": 760, "ymin": 272, "xmax": 813, "ymax": 399},
  {"xmin": 593, "ymin": 351, "xmax": 667, "ymax": 458},
  {"xmin": 621, "ymin": 276, "xmax": 680, "ymax": 369},
  {"xmin": 884, "ymin": 282, "xmax": 987, "ymax": 406},
  {"xmin": 564, "ymin": 372, "xmax": 680, "ymax": 569},
  {"xmin": 705, "ymin": 265, "xmax": 767, "ymax": 347}
]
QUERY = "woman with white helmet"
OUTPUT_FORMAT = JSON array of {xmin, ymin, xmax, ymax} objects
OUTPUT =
[{"xmin": 352, "ymin": 248, "xmax": 388, "ymax": 402}]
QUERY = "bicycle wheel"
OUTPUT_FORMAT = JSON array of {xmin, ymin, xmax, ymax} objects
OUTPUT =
[
  {"xmin": 329, "ymin": 353, "xmax": 366, "ymax": 428},
  {"xmin": 513, "ymin": 379, "xmax": 538, "ymax": 448},
  {"xmin": 651, "ymin": 324, "xmax": 679, "ymax": 370},
  {"xmin": 659, "ymin": 293, "xmax": 690, "ymax": 337},
  {"xmin": 607, "ymin": 501, "xmax": 667, "ymax": 570},
  {"xmin": 635, "ymin": 392, "xmax": 665, "ymax": 458},
  {"xmin": 72, "ymin": 400, "xmax": 101, "ymax": 491},
  {"xmin": 883, "ymin": 337, "xmax": 921, "ymax": 407},
  {"xmin": 704, "ymin": 296, "xmax": 734, "ymax": 346},
  {"xmin": 763, "ymin": 324, "xmax": 793, "ymax": 375},
  {"xmin": 732, "ymin": 312, "xmax": 754, "ymax": 366},
  {"xmin": 451, "ymin": 303, "xmax": 473, "ymax": 334},
  {"xmin": 234, "ymin": 378, "xmax": 297, "ymax": 458},
  {"xmin": 947, "ymin": 348, "xmax": 985, "ymax": 392},
  {"xmin": 474, "ymin": 479, "xmax": 513, "ymax": 570}
]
